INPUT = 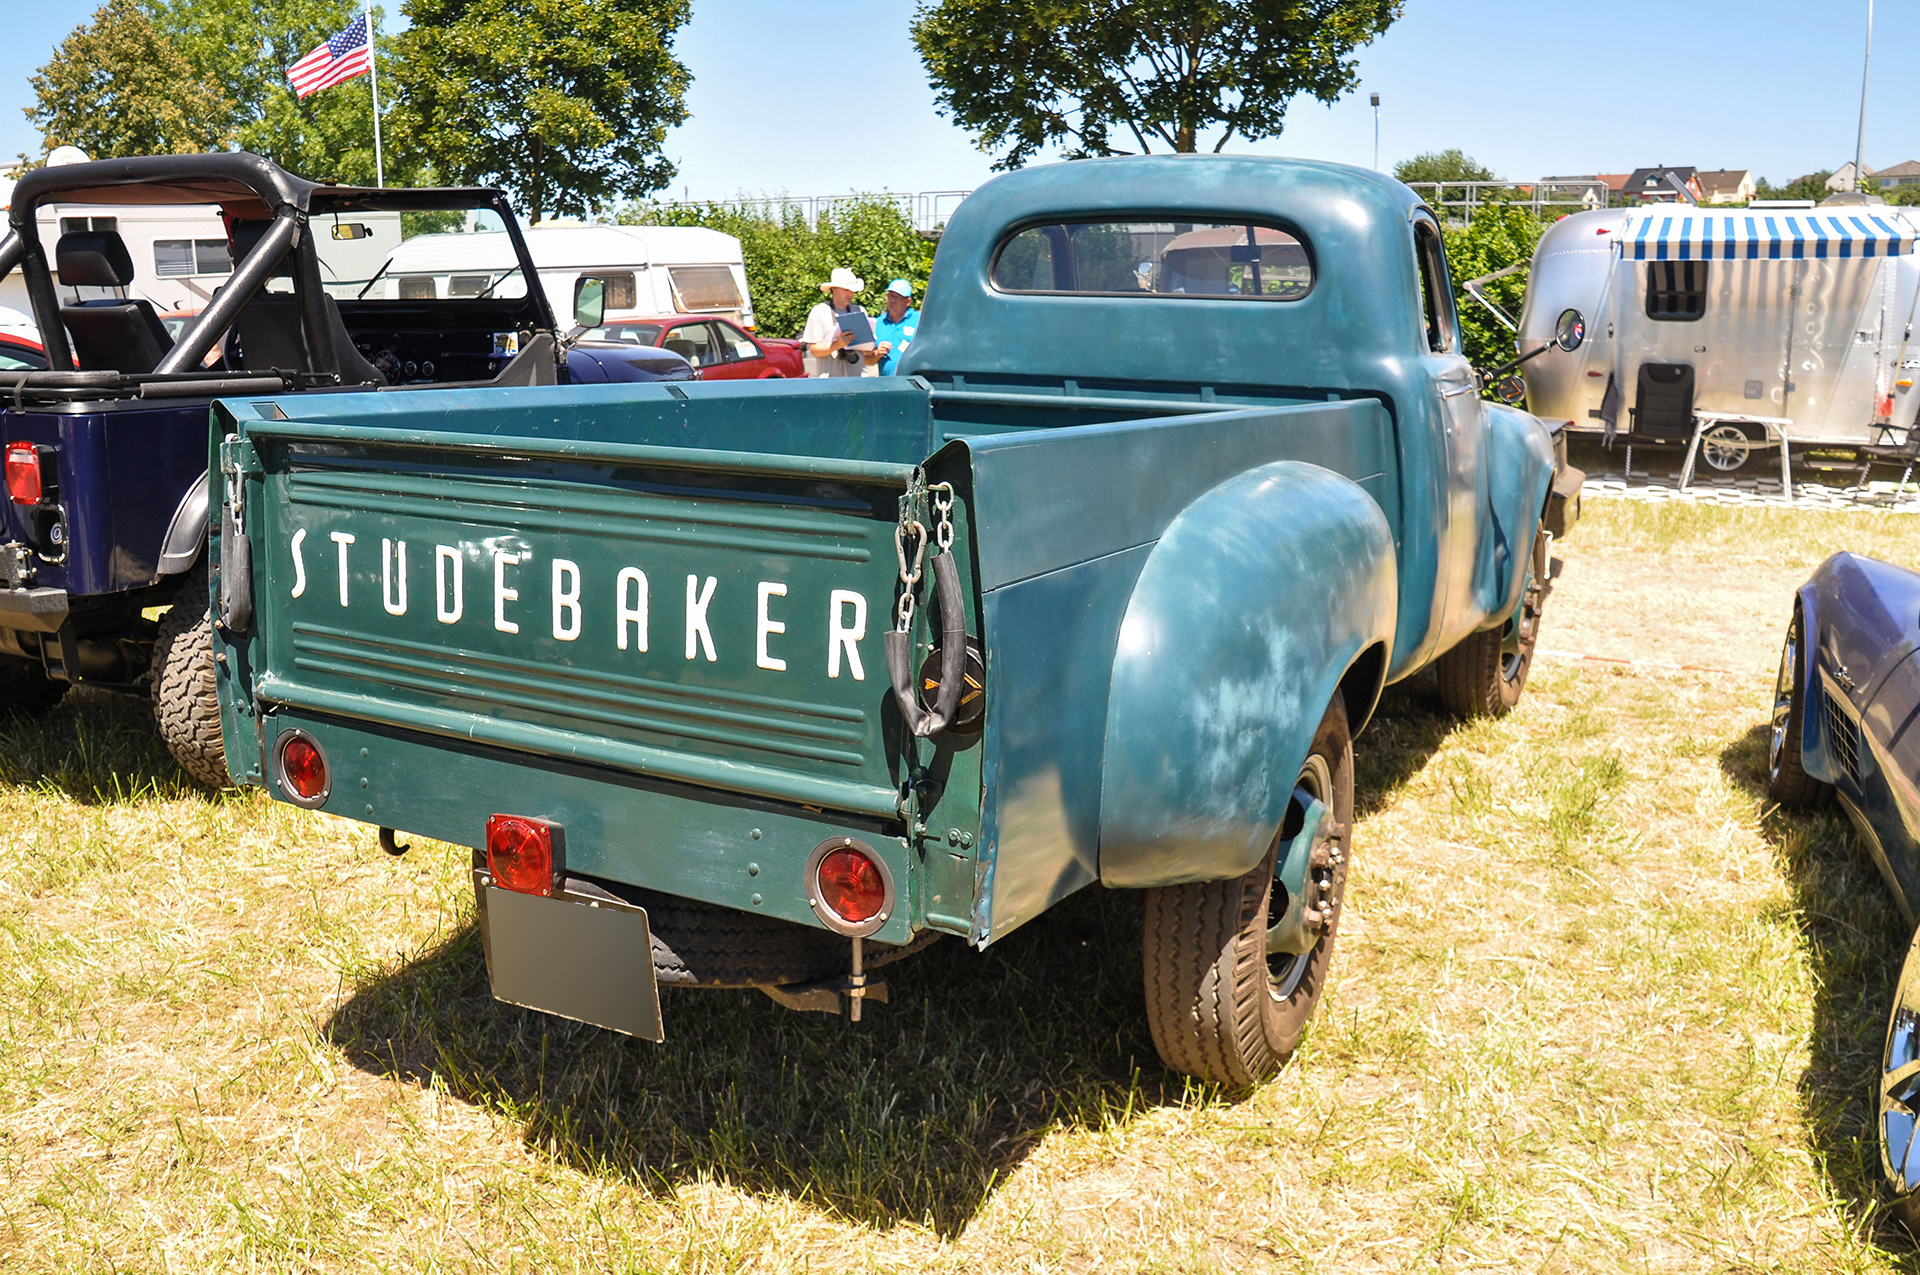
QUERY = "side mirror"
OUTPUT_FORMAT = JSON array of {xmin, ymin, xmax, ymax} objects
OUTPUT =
[
  {"xmin": 330, "ymin": 223, "xmax": 371, "ymax": 241},
  {"xmin": 1494, "ymin": 375, "xmax": 1527, "ymax": 405},
  {"xmin": 1555, "ymin": 308, "xmax": 1586, "ymax": 352},
  {"xmin": 573, "ymin": 276, "xmax": 607, "ymax": 329}
]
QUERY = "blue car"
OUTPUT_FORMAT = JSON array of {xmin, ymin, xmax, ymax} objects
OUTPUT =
[{"xmin": 1768, "ymin": 553, "xmax": 1920, "ymax": 1222}]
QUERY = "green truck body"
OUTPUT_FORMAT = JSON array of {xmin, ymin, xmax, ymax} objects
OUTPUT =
[{"xmin": 211, "ymin": 156, "xmax": 1581, "ymax": 1084}]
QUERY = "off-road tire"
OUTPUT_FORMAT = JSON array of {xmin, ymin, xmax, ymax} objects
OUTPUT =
[
  {"xmin": 0, "ymin": 659, "xmax": 66, "ymax": 717},
  {"xmin": 153, "ymin": 562, "xmax": 231, "ymax": 788},
  {"xmin": 1767, "ymin": 605, "xmax": 1832, "ymax": 810},
  {"xmin": 1141, "ymin": 697, "xmax": 1353, "ymax": 1087},
  {"xmin": 1437, "ymin": 531, "xmax": 1550, "ymax": 718}
]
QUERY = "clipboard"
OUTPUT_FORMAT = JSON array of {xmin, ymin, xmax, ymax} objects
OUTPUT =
[{"xmin": 834, "ymin": 308, "xmax": 876, "ymax": 346}]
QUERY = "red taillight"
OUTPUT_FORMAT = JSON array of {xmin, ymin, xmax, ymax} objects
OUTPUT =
[
  {"xmin": 813, "ymin": 842, "xmax": 888, "ymax": 926},
  {"xmin": 276, "ymin": 731, "xmax": 329, "ymax": 806},
  {"xmin": 5, "ymin": 444, "xmax": 42, "ymax": 505},
  {"xmin": 487, "ymin": 814, "xmax": 556, "ymax": 896}
]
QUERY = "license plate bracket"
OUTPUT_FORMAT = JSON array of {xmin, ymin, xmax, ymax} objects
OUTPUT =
[{"xmin": 476, "ymin": 881, "xmax": 664, "ymax": 1042}]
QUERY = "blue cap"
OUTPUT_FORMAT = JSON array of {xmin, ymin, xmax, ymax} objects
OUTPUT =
[{"xmin": 885, "ymin": 278, "xmax": 913, "ymax": 298}]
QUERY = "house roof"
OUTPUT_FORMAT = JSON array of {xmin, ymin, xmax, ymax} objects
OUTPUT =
[{"xmin": 1876, "ymin": 160, "xmax": 1920, "ymax": 179}]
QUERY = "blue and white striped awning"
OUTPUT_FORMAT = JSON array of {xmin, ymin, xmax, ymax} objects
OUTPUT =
[{"xmin": 1626, "ymin": 211, "xmax": 1916, "ymax": 261}]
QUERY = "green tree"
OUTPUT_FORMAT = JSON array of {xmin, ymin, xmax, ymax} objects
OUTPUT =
[
  {"xmin": 1394, "ymin": 149, "xmax": 1495, "ymax": 185},
  {"xmin": 622, "ymin": 197, "xmax": 936, "ymax": 339},
  {"xmin": 1438, "ymin": 203, "xmax": 1549, "ymax": 377},
  {"xmin": 388, "ymin": 0, "xmax": 692, "ymax": 221},
  {"xmin": 22, "ymin": 0, "xmax": 234, "ymax": 162},
  {"xmin": 1755, "ymin": 171, "xmax": 1832, "ymax": 203},
  {"xmin": 910, "ymin": 0, "xmax": 1400, "ymax": 169},
  {"xmin": 151, "ymin": 0, "xmax": 396, "ymax": 185}
]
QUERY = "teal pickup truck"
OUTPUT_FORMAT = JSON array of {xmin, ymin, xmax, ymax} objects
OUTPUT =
[{"xmin": 210, "ymin": 157, "xmax": 1582, "ymax": 1086}]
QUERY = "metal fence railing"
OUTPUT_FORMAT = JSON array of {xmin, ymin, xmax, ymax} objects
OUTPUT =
[
  {"xmin": 642, "ymin": 190, "xmax": 977, "ymax": 234},
  {"xmin": 1401, "ymin": 180, "xmax": 1613, "ymax": 222}
]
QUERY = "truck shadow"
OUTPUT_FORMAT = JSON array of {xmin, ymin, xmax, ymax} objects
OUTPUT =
[
  {"xmin": 0, "ymin": 687, "xmax": 209, "ymax": 803},
  {"xmin": 1718, "ymin": 721, "xmax": 1920, "ymax": 1258},
  {"xmin": 322, "ymin": 680, "xmax": 1459, "ymax": 1237}
]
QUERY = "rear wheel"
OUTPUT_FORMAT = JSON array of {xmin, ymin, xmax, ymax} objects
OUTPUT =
[
  {"xmin": 1142, "ymin": 697, "xmax": 1353, "ymax": 1086},
  {"xmin": 1437, "ymin": 530, "xmax": 1550, "ymax": 718},
  {"xmin": 0, "ymin": 659, "xmax": 66, "ymax": 717},
  {"xmin": 1880, "ymin": 927, "xmax": 1920, "ymax": 1232},
  {"xmin": 153, "ymin": 562, "xmax": 231, "ymax": 788},
  {"xmin": 1766, "ymin": 605, "xmax": 1831, "ymax": 810},
  {"xmin": 1701, "ymin": 423, "xmax": 1754, "ymax": 472}
]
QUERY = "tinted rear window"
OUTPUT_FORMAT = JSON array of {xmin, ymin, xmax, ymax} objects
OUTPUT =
[{"xmin": 992, "ymin": 219, "xmax": 1311, "ymax": 300}]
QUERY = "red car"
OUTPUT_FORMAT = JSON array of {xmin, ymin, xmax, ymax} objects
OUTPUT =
[
  {"xmin": 0, "ymin": 332, "xmax": 47, "ymax": 371},
  {"xmin": 585, "ymin": 314, "xmax": 804, "ymax": 380}
]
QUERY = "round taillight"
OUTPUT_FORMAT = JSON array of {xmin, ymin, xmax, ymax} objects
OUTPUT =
[
  {"xmin": 276, "ymin": 731, "xmax": 329, "ymax": 807},
  {"xmin": 806, "ymin": 837, "xmax": 893, "ymax": 936}
]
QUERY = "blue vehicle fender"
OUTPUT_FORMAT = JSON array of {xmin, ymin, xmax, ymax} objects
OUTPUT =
[
  {"xmin": 1471, "ymin": 404, "xmax": 1558, "ymax": 629},
  {"xmin": 1098, "ymin": 461, "xmax": 1398, "ymax": 889}
]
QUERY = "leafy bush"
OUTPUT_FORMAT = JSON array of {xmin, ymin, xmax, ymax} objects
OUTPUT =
[
  {"xmin": 1440, "ymin": 204, "xmax": 1551, "ymax": 374},
  {"xmin": 619, "ymin": 196, "xmax": 936, "ymax": 338}
]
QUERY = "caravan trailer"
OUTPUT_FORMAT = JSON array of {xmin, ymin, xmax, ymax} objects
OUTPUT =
[
  {"xmin": 0, "ymin": 202, "xmax": 234, "ymax": 323},
  {"xmin": 373, "ymin": 223, "xmax": 755, "ymax": 331},
  {"xmin": 1518, "ymin": 206, "xmax": 1920, "ymax": 476}
]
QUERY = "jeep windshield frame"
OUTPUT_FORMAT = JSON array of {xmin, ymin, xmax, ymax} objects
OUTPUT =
[{"xmin": 0, "ymin": 151, "xmax": 552, "ymax": 395}]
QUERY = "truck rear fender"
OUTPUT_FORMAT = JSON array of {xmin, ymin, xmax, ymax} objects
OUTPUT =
[
  {"xmin": 1471, "ymin": 404, "xmax": 1557, "ymax": 629},
  {"xmin": 1098, "ymin": 461, "xmax": 1398, "ymax": 890}
]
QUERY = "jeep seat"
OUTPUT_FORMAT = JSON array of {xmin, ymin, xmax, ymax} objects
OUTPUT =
[
  {"xmin": 222, "ymin": 220, "xmax": 387, "ymax": 387},
  {"xmin": 56, "ymin": 231, "xmax": 175, "ymax": 374}
]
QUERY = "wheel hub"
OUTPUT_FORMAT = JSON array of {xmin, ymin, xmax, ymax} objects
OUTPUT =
[
  {"xmin": 1267, "ymin": 755, "xmax": 1346, "ymax": 1000},
  {"xmin": 1768, "ymin": 624, "xmax": 1796, "ymax": 784}
]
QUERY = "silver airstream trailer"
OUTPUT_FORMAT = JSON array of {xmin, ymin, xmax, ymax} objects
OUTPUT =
[{"xmin": 1516, "ymin": 206, "xmax": 1920, "ymax": 487}]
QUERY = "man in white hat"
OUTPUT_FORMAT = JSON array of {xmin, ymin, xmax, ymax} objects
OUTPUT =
[
  {"xmin": 800, "ymin": 267, "xmax": 880, "ymax": 377},
  {"xmin": 872, "ymin": 278, "xmax": 919, "ymax": 376}
]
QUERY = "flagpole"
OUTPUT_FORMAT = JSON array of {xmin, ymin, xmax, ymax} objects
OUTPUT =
[{"xmin": 367, "ymin": 0, "xmax": 385, "ymax": 187}]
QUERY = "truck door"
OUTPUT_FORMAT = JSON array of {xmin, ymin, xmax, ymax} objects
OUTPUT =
[{"xmin": 1414, "ymin": 215, "xmax": 1486, "ymax": 648}]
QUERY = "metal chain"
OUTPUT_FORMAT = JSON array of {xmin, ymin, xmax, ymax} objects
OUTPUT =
[
  {"xmin": 225, "ymin": 455, "xmax": 246, "ymax": 538},
  {"xmin": 894, "ymin": 474, "xmax": 956, "ymax": 634},
  {"xmin": 894, "ymin": 517, "xmax": 925, "ymax": 631},
  {"xmin": 929, "ymin": 482, "xmax": 955, "ymax": 552}
]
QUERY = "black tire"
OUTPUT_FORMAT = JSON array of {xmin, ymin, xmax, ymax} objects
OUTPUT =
[
  {"xmin": 0, "ymin": 659, "xmax": 66, "ymax": 717},
  {"xmin": 153, "ymin": 562, "xmax": 231, "ymax": 788},
  {"xmin": 1767, "ymin": 604, "xmax": 1832, "ymax": 810},
  {"xmin": 1141, "ymin": 697, "xmax": 1353, "ymax": 1086},
  {"xmin": 1437, "ymin": 530, "xmax": 1550, "ymax": 718}
]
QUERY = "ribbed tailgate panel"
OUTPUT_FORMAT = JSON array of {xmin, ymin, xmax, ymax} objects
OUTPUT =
[{"xmin": 251, "ymin": 454, "xmax": 906, "ymax": 815}]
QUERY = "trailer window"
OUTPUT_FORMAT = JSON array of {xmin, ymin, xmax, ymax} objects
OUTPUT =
[
  {"xmin": 1646, "ymin": 261, "xmax": 1707, "ymax": 321},
  {"xmin": 1413, "ymin": 219, "xmax": 1454, "ymax": 353},
  {"xmin": 153, "ymin": 239, "xmax": 232, "ymax": 278},
  {"xmin": 991, "ymin": 218, "xmax": 1312, "ymax": 300},
  {"xmin": 668, "ymin": 265, "xmax": 740, "ymax": 312}
]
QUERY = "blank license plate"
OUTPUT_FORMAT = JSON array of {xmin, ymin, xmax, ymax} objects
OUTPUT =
[{"xmin": 478, "ymin": 884, "xmax": 664, "ymax": 1042}]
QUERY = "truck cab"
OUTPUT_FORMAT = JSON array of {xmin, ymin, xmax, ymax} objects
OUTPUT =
[{"xmin": 212, "ymin": 156, "xmax": 1579, "ymax": 1085}]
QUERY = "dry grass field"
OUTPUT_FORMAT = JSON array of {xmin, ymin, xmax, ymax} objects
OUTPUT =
[{"xmin": 2, "ymin": 497, "xmax": 1919, "ymax": 1272}]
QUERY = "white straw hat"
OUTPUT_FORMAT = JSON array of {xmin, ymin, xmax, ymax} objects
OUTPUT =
[{"xmin": 820, "ymin": 267, "xmax": 865, "ymax": 293}]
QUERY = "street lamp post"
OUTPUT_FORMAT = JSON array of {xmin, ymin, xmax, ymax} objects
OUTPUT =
[
  {"xmin": 1371, "ymin": 93, "xmax": 1381, "ymax": 171},
  {"xmin": 1853, "ymin": 0, "xmax": 1873, "ymax": 192}
]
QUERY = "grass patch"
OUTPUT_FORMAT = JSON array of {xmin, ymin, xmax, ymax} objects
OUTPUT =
[{"xmin": 0, "ymin": 500, "xmax": 1918, "ymax": 1269}]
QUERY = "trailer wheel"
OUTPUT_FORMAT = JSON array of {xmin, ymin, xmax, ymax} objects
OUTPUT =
[
  {"xmin": 0, "ymin": 659, "xmax": 67, "ymax": 717},
  {"xmin": 1700, "ymin": 423, "xmax": 1753, "ymax": 472},
  {"xmin": 1436, "ymin": 530, "xmax": 1550, "ymax": 718},
  {"xmin": 1766, "ymin": 604, "xmax": 1831, "ymax": 810},
  {"xmin": 1141, "ymin": 697, "xmax": 1353, "ymax": 1087},
  {"xmin": 154, "ymin": 562, "xmax": 231, "ymax": 788}
]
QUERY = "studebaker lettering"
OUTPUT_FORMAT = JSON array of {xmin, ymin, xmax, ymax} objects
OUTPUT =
[{"xmin": 284, "ymin": 524, "xmax": 870, "ymax": 680}]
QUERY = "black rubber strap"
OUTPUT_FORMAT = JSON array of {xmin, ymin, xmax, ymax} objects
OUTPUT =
[{"xmin": 885, "ymin": 551, "xmax": 968, "ymax": 738}]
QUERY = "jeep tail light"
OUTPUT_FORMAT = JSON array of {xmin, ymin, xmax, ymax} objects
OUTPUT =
[
  {"xmin": 806, "ymin": 837, "xmax": 894, "ymax": 936},
  {"xmin": 487, "ymin": 814, "xmax": 556, "ymax": 897},
  {"xmin": 5, "ymin": 444, "xmax": 42, "ymax": 505},
  {"xmin": 275, "ymin": 730, "xmax": 330, "ymax": 807}
]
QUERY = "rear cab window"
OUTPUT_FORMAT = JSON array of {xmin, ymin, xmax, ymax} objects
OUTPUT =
[
  {"xmin": 1412, "ymin": 218, "xmax": 1455, "ymax": 353},
  {"xmin": 991, "ymin": 218, "xmax": 1312, "ymax": 300}
]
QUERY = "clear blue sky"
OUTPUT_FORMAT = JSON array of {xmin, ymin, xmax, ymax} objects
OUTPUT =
[{"xmin": 2, "ymin": 1, "xmax": 1911, "ymax": 196}]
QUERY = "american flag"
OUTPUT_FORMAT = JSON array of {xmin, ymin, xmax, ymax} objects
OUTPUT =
[{"xmin": 286, "ymin": 14, "xmax": 373, "ymax": 99}]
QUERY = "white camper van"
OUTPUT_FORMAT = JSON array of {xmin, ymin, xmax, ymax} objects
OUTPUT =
[
  {"xmin": 1518, "ymin": 205, "xmax": 1920, "ymax": 479},
  {"xmin": 372, "ymin": 223, "xmax": 755, "ymax": 330},
  {"xmin": 0, "ymin": 202, "xmax": 235, "ymax": 322}
]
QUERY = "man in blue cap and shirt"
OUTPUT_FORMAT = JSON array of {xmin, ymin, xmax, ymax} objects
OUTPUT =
[{"xmin": 872, "ymin": 279, "xmax": 920, "ymax": 376}]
